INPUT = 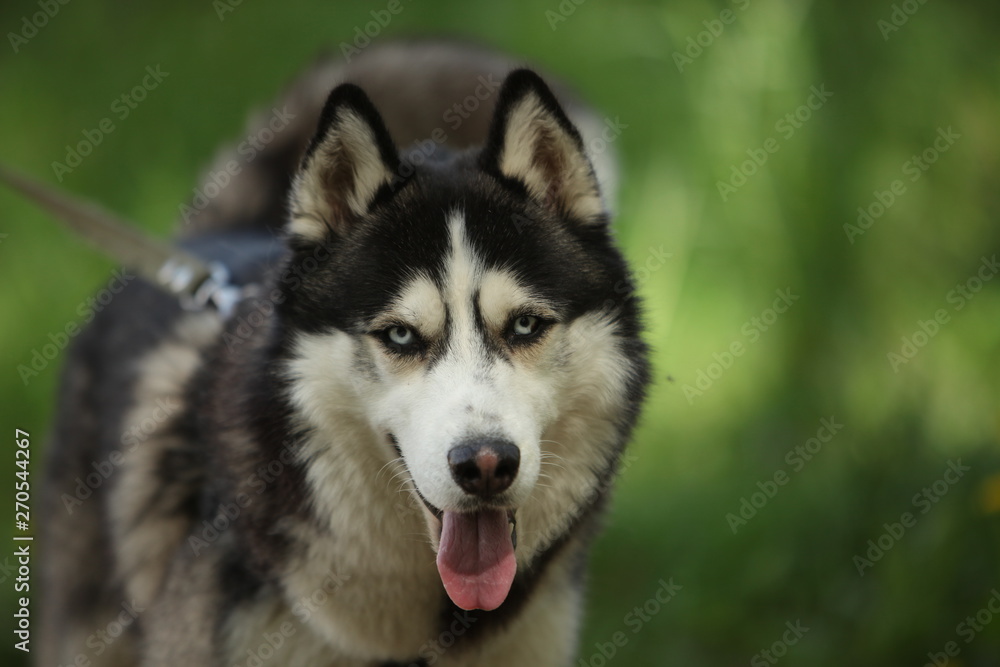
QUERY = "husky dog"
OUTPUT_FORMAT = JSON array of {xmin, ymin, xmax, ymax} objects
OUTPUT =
[{"xmin": 39, "ymin": 41, "xmax": 649, "ymax": 666}]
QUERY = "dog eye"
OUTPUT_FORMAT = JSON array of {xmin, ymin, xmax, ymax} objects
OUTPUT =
[
  {"xmin": 507, "ymin": 315, "xmax": 549, "ymax": 346},
  {"xmin": 379, "ymin": 325, "xmax": 422, "ymax": 355},
  {"xmin": 388, "ymin": 326, "xmax": 414, "ymax": 345},
  {"xmin": 512, "ymin": 315, "xmax": 539, "ymax": 336}
]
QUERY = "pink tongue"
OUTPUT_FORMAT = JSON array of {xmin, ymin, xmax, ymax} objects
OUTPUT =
[{"xmin": 436, "ymin": 510, "xmax": 516, "ymax": 611}]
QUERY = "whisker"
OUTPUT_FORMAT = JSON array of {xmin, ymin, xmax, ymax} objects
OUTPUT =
[
  {"xmin": 387, "ymin": 467, "xmax": 413, "ymax": 488},
  {"xmin": 539, "ymin": 459, "xmax": 566, "ymax": 473},
  {"xmin": 394, "ymin": 477, "xmax": 415, "ymax": 495},
  {"xmin": 538, "ymin": 449, "xmax": 568, "ymax": 464},
  {"xmin": 376, "ymin": 456, "xmax": 404, "ymax": 484},
  {"xmin": 538, "ymin": 441, "xmax": 567, "ymax": 454}
]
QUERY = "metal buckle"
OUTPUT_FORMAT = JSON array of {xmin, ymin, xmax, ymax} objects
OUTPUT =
[
  {"xmin": 179, "ymin": 261, "xmax": 258, "ymax": 319},
  {"xmin": 157, "ymin": 257, "xmax": 199, "ymax": 295}
]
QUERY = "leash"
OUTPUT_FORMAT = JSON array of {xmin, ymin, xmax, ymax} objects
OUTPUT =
[{"xmin": 0, "ymin": 163, "xmax": 246, "ymax": 317}]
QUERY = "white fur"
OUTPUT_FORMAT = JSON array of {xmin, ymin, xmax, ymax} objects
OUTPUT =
[
  {"xmin": 369, "ymin": 212, "xmax": 549, "ymax": 515},
  {"xmin": 377, "ymin": 271, "xmax": 446, "ymax": 338},
  {"xmin": 282, "ymin": 331, "xmax": 444, "ymax": 660}
]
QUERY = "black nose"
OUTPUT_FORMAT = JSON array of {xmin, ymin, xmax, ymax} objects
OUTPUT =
[{"xmin": 448, "ymin": 438, "xmax": 520, "ymax": 499}]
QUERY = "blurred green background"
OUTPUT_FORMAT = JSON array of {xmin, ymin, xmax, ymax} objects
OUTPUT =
[{"xmin": 2, "ymin": 0, "xmax": 999, "ymax": 665}]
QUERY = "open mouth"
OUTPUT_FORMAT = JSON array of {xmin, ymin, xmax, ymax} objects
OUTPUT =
[{"xmin": 417, "ymin": 492, "xmax": 518, "ymax": 611}]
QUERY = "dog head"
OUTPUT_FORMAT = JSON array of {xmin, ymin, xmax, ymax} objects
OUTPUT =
[{"xmin": 279, "ymin": 70, "xmax": 648, "ymax": 611}]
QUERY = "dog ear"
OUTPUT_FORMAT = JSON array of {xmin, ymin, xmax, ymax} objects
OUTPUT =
[
  {"xmin": 288, "ymin": 84, "xmax": 400, "ymax": 241},
  {"xmin": 480, "ymin": 69, "xmax": 605, "ymax": 223}
]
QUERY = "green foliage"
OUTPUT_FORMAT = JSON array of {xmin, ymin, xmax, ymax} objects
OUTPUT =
[{"xmin": 1, "ymin": 1, "xmax": 998, "ymax": 665}]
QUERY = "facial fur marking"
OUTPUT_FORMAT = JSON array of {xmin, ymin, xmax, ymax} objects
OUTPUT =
[
  {"xmin": 370, "ymin": 273, "xmax": 446, "ymax": 339},
  {"xmin": 439, "ymin": 210, "xmax": 495, "ymax": 368},
  {"xmin": 478, "ymin": 270, "xmax": 558, "ymax": 331},
  {"xmin": 445, "ymin": 209, "xmax": 480, "ymax": 333}
]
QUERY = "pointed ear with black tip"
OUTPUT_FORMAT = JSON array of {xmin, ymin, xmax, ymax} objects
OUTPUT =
[
  {"xmin": 288, "ymin": 83, "xmax": 400, "ymax": 241},
  {"xmin": 480, "ymin": 69, "xmax": 606, "ymax": 223}
]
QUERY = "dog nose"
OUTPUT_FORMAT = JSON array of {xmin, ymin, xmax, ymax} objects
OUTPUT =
[{"xmin": 448, "ymin": 438, "xmax": 520, "ymax": 499}]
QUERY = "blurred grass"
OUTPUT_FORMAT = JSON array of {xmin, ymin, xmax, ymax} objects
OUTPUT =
[{"xmin": 1, "ymin": 1, "xmax": 999, "ymax": 665}]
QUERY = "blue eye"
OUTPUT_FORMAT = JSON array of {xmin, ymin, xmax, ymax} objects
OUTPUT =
[
  {"xmin": 380, "ymin": 325, "xmax": 422, "ymax": 355},
  {"xmin": 387, "ymin": 326, "xmax": 414, "ymax": 345},
  {"xmin": 512, "ymin": 315, "xmax": 539, "ymax": 336}
]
